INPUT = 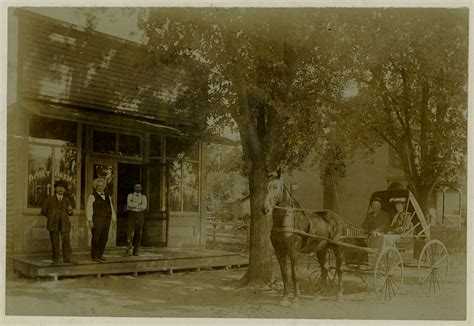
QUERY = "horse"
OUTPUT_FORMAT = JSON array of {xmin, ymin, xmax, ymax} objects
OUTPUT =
[{"xmin": 262, "ymin": 170, "xmax": 345, "ymax": 306}]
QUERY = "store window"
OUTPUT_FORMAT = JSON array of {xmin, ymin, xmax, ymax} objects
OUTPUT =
[
  {"xmin": 93, "ymin": 130, "xmax": 116, "ymax": 154},
  {"xmin": 149, "ymin": 134, "xmax": 162, "ymax": 158},
  {"xmin": 119, "ymin": 134, "xmax": 141, "ymax": 157},
  {"xmin": 166, "ymin": 137, "xmax": 200, "ymax": 212},
  {"xmin": 92, "ymin": 130, "xmax": 142, "ymax": 158},
  {"xmin": 28, "ymin": 115, "xmax": 78, "ymax": 208}
]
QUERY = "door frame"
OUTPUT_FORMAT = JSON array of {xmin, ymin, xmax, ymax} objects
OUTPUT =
[{"xmin": 145, "ymin": 160, "xmax": 169, "ymax": 247}]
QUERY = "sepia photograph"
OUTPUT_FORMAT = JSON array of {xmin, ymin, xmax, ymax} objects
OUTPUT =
[{"xmin": 3, "ymin": 2, "xmax": 471, "ymax": 324}]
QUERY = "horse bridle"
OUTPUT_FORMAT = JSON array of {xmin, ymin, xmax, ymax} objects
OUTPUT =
[{"xmin": 271, "ymin": 183, "xmax": 316, "ymax": 238}]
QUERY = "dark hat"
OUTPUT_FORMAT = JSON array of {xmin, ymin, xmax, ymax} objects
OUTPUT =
[
  {"xmin": 390, "ymin": 197, "xmax": 406, "ymax": 203},
  {"xmin": 54, "ymin": 180, "xmax": 69, "ymax": 188},
  {"xmin": 371, "ymin": 197, "xmax": 382, "ymax": 204}
]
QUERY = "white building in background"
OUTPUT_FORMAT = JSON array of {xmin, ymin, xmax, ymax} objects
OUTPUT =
[{"xmin": 285, "ymin": 144, "xmax": 466, "ymax": 227}]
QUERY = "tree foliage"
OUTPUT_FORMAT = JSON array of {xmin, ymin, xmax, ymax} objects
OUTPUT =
[
  {"xmin": 205, "ymin": 143, "xmax": 248, "ymax": 214},
  {"xmin": 343, "ymin": 9, "xmax": 468, "ymax": 210},
  {"xmin": 136, "ymin": 8, "xmax": 351, "ymax": 285},
  {"xmin": 75, "ymin": 7, "xmax": 467, "ymax": 284}
]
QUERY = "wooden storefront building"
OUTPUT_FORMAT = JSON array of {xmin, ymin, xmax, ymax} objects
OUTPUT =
[{"xmin": 7, "ymin": 10, "xmax": 210, "ymax": 272}]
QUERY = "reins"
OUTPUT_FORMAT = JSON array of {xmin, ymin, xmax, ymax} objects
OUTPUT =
[{"xmin": 273, "ymin": 201, "xmax": 368, "ymax": 233}]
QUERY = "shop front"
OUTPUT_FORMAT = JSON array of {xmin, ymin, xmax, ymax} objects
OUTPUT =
[{"xmin": 7, "ymin": 10, "xmax": 207, "ymax": 266}]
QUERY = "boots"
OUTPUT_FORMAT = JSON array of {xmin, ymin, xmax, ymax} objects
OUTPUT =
[{"xmin": 125, "ymin": 241, "xmax": 132, "ymax": 257}]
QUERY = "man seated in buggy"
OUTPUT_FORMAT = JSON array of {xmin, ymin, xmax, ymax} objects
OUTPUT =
[
  {"xmin": 363, "ymin": 191, "xmax": 415, "ymax": 253},
  {"xmin": 361, "ymin": 197, "xmax": 390, "ymax": 236},
  {"xmin": 345, "ymin": 189, "xmax": 423, "ymax": 266}
]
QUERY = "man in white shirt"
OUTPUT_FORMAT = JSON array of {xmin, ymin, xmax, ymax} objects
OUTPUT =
[
  {"xmin": 125, "ymin": 183, "xmax": 147, "ymax": 256},
  {"xmin": 86, "ymin": 178, "xmax": 116, "ymax": 262}
]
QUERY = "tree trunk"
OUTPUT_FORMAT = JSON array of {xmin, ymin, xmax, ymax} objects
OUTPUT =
[
  {"xmin": 240, "ymin": 160, "xmax": 274, "ymax": 287},
  {"xmin": 411, "ymin": 183, "xmax": 434, "ymax": 219},
  {"xmin": 323, "ymin": 171, "xmax": 337, "ymax": 212}
]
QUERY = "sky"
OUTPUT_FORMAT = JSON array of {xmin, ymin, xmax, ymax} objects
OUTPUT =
[{"xmin": 26, "ymin": 7, "xmax": 144, "ymax": 42}]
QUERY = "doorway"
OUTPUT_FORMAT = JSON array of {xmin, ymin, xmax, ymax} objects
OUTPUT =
[
  {"xmin": 116, "ymin": 163, "xmax": 143, "ymax": 246},
  {"xmin": 142, "ymin": 160, "xmax": 169, "ymax": 247}
]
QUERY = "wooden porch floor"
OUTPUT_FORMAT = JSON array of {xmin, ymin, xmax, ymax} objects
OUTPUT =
[{"xmin": 13, "ymin": 247, "xmax": 249, "ymax": 281}]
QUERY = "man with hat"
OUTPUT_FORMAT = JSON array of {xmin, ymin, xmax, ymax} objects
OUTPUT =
[
  {"xmin": 362, "ymin": 197, "xmax": 392, "ymax": 263},
  {"xmin": 362, "ymin": 197, "xmax": 390, "ymax": 235},
  {"xmin": 40, "ymin": 179, "xmax": 75, "ymax": 264}
]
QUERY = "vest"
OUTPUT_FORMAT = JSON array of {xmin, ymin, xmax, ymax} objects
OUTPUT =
[{"xmin": 92, "ymin": 192, "xmax": 112, "ymax": 220}]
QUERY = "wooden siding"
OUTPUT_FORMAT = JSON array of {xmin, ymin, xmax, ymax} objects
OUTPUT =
[{"xmin": 17, "ymin": 10, "xmax": 188, "ymax": 122}]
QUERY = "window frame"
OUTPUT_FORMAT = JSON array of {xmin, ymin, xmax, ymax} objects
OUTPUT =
[
  {"xmin": 90, "ymin": 127, "xmax": 144, "ymax": 161},
  {"xmin": 165, "ymin": 137, "xmax": 201, "ymax": 214}
]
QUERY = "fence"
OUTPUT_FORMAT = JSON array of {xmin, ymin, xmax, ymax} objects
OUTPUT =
[
  {"xmin": 206, "ymin": 220, "xmax": 250, "ymax": 252},
  {"xmin": 430, "ymin": 225, "xmax": 466, "ymax": 253},
  {"xmin": 205, "ymin": 220, "xmax": 466, "ymax": 254}
]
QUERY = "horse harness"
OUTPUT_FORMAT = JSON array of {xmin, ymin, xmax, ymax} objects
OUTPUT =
[{"xmin": 270, "ymin": 187, "xmax": 334, "ymax": 250}]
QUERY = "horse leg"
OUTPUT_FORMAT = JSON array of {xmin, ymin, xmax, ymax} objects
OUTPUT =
[
  {"xmin": 316, "ymin": 249, "xmax": 328, "ymax": 295},
  {"xmin": 333, "ymin": 246, "xmax": 344, "ymax": 301},
  {"xmin": 275, "ymin": 251, "xmax": 291, "ymax": 306},
  {"xmin": 289, "ymin": 250, "xmax": 301, "ymax": 303}
]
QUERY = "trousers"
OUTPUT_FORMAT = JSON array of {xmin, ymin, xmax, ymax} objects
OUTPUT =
[
  {"xmin": 91, "ymin": 216, "xmax": 111, "ymax": 259},
  {"xmin": 127, "ymin": 211, "xmax": 145, "ymax": 254},
  {"xmin": 49, "ymin": 229, "xmax": 72, "ymax": 262}
]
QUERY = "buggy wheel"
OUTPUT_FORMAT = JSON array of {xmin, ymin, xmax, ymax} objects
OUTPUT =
[
  {"xmin": 418, "ymin": 239, "xmax": 449, "ymax": 297},
  {"xmin": 374, "ymin": 247, "xmax": 404, "ymax": 302},
  {"xmin": 307, "ymin": 251, "xmax": 336, "ymax": 285}
]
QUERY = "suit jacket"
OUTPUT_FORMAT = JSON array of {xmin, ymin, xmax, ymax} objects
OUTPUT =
[
  {"xmin": 41, "ymin": 195, "xmax": 73, "ymax": 232},
  {"xmin": 362, "ymin": 209, "xmax": 390, "ymax": 233}
]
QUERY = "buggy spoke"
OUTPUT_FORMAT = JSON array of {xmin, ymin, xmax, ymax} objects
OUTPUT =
[
  {"xmin": 387, "ymin": 260, "xmax": 402, "ymax": 275},
  {"xmin": 436, "ymin": 270, "xmax": 447, "ymax": 283},
  {"xmin": 433, "ymin": 256, "xmax": 447, "ymax": 269},
  {"xmin": 391, "ymin": 278, "xmax": 400, "ymax": 292},
  {"xmin": 375, "ymin": 275, "xmax": 387, "ymax": 290},
  {"xmin": 388, "ymin": 279, "xmax": 394, "ymax": 299},
  {"xmin": 433, "ymin": 272, "xmax": 441, "ymax": 291},
  {"xmin": 420, "ymin": 270, "xmax": 432, "ymax": 284},
  {"xmin": 386, "ymin": 279, "xmax": 391, "ymax": 300}
]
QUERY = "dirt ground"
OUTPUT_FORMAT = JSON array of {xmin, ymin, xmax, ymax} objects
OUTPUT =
[{"xmin": 5, "ymin": 253, "xmax": 467, "ymax": 320}]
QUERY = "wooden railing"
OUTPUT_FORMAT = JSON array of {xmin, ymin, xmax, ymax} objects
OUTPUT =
[{"xmin": 206, "ymin": 220, "xmax": 250, "ymax": 246}]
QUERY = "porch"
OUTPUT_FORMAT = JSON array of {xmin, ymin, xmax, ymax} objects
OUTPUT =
[{"xmin": 13, "ymin": 247, "xmax": 249, "ymax": 281}]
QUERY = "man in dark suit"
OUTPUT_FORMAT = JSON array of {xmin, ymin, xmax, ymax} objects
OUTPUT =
[
  {"xmin": 362, "ymin": 197, "xmax": 390, "ymax": 235},
  {"xmin": 40, "ymin": 180, "xmax": 74, "ymax": 265},
  {"xmin": 362, "ymin": 197, "xmax": 393, "ymax": 258}
]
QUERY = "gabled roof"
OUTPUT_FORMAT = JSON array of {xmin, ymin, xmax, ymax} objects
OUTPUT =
[{"xmin": 15, "ymin": 9, "xmax": 193, "ymax": 125}]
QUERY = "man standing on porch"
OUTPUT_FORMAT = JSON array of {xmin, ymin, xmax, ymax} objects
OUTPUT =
[
  {"xmin": 41, "ymin": 180, "xmax": 74, "ymax": 265},
  {"xmin": 86, "ymin": 178, "xmax": 116, "ymax": 262},
  {"xmin": 125, "ymin": 183, "xmax": 147, "ymax": 256}
]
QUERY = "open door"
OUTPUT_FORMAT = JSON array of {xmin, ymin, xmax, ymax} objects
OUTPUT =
[
  {"xmin": 142, "ymin": 160, "xmax": 169, "ymax": 247},
  {"xmin": 116, "ymin": 163, "xmax": 143, "ymax": 246}
]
